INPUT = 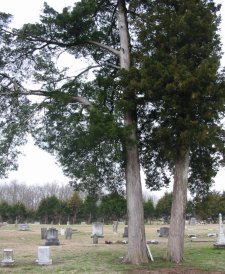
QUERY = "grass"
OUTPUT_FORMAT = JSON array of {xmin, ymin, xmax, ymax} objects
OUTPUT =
[{"xmin": 0, "ymin": 223, "xmax": 224, "ymax": 273}]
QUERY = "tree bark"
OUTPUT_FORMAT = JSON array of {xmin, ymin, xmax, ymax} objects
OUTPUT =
[
  {"xmin": 167, "ymin": 147, "xmax": 190, "ymax": 263},
  {"xmin": 118, "ymin": 0, "xmax": 149, "ymax": 264}
]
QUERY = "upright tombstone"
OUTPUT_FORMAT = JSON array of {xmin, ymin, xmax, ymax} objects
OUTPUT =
[
  {"xmin": 189, "ymin": 217, "xmax": 197, "ymax": 225},
  {"xmin": 41, "ymin": 228, "xmax": 48, "ymax": 239},
  {"xmin": 45, "ymin": 228, "xmax": 60, "ymax": 246},
  {"xmin": 159, "ymin": 227, "xmax": 169, "ymax": 237},
  {"xmin": 60, "ymin": 228, "xmax": 65, "ymax": 236},
  {"xmin": 113, "ymin": 221, "xmax": 119, "ymax": 233},
  {"xmin": 1, "ymin": 249, "xmax": 15, "ymax": 266},
  {"xmin": 123, "ymin": 226, "xmax": 128, "ymax": 238},
  {"xmin": 65, "ymin": 227, "xmax": 73, "ymax": 240},
  {"xmin": 214, "ymin": 213, "xmax": 225, "ymax": 249},
  {"xmin": 36, "ymin": 246, "xmax": 52, "ymax": 265},
  {"xmin": 91, "ymin": 222, "xmax": 104, "ymax": 244}
]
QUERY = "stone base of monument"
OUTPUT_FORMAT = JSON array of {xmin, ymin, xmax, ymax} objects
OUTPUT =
[
  {"xmin": 213, "ymin": 243, "xmax": 225, "ymax": 249},
  {"xmin": 45, "ymin": 238, "xmax": 60, "ymax": 246}
]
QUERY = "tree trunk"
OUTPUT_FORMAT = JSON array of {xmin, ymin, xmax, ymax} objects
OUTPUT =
[
  {"xmin": 118, "ymin": 0, "xmax": 149, "ymax": 264},
  {"xmin": 167, "ymin": 147, "xmax": 190, "ymax": 263},
  {"xmin": 124, "ymin": 116, "xmax": 149, "ymax": 263}
]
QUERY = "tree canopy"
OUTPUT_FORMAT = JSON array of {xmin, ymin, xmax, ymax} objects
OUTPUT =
[
  {"xmin": 135, "ymin": 0, "xmax": 225, "ymax": 196},
  {"xmin": 1, "ymin": 0, "xmax": 225, "ymax": 264}
]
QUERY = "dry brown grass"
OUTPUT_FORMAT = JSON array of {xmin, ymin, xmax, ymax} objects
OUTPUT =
[{"xmin": 0, "ymin": 222, "xmax": 223, "ymax": 273}]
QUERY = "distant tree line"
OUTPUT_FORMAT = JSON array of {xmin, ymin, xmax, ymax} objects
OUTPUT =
[
  {"xmin": 0, "ymin": 181, "xmax": 128, "ymax": 224},
  {"xmin": 145, "ymin": 191, "xmax": 225, "ymax": 224},
  {"xmin": 0, "ymin": 180, "xmax": 74, "ymax": 210},
  {"xmin": 0, "ymin": 181, "xmax": 223, "ymax": 224}
]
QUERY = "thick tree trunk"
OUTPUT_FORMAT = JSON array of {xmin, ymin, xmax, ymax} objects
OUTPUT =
[
  {"xmin": 167, "ymin": 147, "xmax": 190, "ymax": 263},
  {"xmin": 124, "ymin": 112, "xmax": 149, "ymax": 264},
  {"xmin": 118, "ymin": 0, "xmax": 149, "ymax": 264}
]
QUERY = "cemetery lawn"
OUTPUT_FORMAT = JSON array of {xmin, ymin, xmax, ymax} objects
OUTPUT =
[{"xmin": 0, "ymin": 223, "xmax": 225, "ymax": 273}]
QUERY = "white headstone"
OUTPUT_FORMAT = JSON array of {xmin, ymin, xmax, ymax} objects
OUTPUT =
[
  {"xmin": 217, "ymin": 213, "xmax": 225, "ymax": 245},
  {"xmin": 1, "ymin": 249, "xmax": 15, "ymax": 266},
  {"xmin": 92, "ymin": 222, "xmax": 104, "ymax": 237},
  {"xmin": 60, "ymin": 228, "xmax": 65, "ymax": 236},
  {"xmin": 36, "ymin": 246, "xmax": 52, "ymax": 265}
]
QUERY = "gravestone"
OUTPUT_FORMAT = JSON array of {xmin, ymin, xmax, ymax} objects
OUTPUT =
[
  {"xmin": 36, "ymin": 246, "xmax": 52, "ymax": 265},
  {"xmin": 91, "ymin": 222, "xmax": 104, "ymax": 244},
  {"xmin": 92, "ymin": 234, "xmax": 98, "ymax": 244},
  {"xmin": 159, "ymin": 227, "xmax": 169, "ymax": 237},
  {"xmin": 19, "ymin": 224, "xmax": 29, "ymax": 231},
  {"xmin": 41, "ymin": 228, "xmax": 48, "ymax": 239},
  {"xmin": 123, "ymin": 226, "xmax": 128, "ymax": 238},
  {"xmin": 45, "ymin": 228, "xmax": 60, "ymax": 246},
  {"xmin": 91, "ymin": 222, "xmax": 104, "ymax": 237},
  {"xmin": 190, "ymin": 217, "xmax": 197, "ymax": 225},
  {"xmin": 65, "ymin": 227, "xmax": 73, "ymax": 239},
  {"xmin": 214, "ymin": 213, "xmax": 225, "ymax": 249},
  {"xmin": 1, "ymin": 249, "xmax": 15, "ymax": 266},
  {"xmin": 60, "ymin": 228, "xmax": 65, "ymax": 236},
  {"xmin": 113, "ymin": 221, "xmax": 119, "ymax": 233}
]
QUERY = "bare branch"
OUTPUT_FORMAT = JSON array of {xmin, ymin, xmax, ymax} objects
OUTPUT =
[
  {"xmin": 0, "ymin": 87, "xmax": 93, "ymax": 109},
  {"xmin": 88, "ymin": 40, "xmax": 120, "ymax": 56},
  {"xmin": 74, "ymin": 65, "xmax": 100, "ymax": 79},
  {"xmin": 105, "ymin": 62, "xmax": 120, "ymax": 69}
]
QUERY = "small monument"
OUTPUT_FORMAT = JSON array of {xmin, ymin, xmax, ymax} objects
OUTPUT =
[
  {"xmin": 123, "ymin": 226, "xmax": 128, "ymax": 238},
  {"xmin": 1, "ymin": 249, "xmax": 15, "ymax": 266},
  {"xmin": 91, "ymin": 222, "xmax": 104, "ymax": 244},
  {"xmin": 158, "ymin": 227, "xmax": 169, "ymax": 237},
  {"xmin": 60, "ymin": 228, "xmax": 65, "ymax": 236},
  {"xmin": 36, "ymin": 246, "xmax": 52, "ymax": 265},
  {"xmin": 45, "ymin": 228, "xmax": 60, "ymax": 246},
  {"xmin": 19, "ymin": 224, "xmax": 29, "ymax": 231},
  {"xmin": 214, "ymin": 213, "xmax": 225, "ymax": 249},
  {"xmin": 65, "ymin": 227, "xmax": 73, "ymax": 239},
  {"xmin": 189, "ymin": 217, "xmax": 197, "ymax": 225},
  {"xmin": 41, "ymin": 228, "xmax": 48, "ymax": 239},
  {"xmin": 113, "ymin": 221, "xmax": 119, "ymax": 233}
]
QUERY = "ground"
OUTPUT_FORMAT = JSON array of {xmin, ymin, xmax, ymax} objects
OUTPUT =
[
  {"xmin": 0, "ymin": 223, "xmax": 225, "ymax": 273},
  {"xmin": 130, "ymin": 267, "xmax": 225, "ymax": 274}
]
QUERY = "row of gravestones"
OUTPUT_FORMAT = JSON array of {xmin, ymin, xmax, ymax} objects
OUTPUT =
[
  {"xmin": 1, "ymin": 246, "xmax": 52, "ymax": 266},
  {"xmin": 1, "ymin": 223, "xmax": 104, "ymax": 267},
  {"xmin": 19, "ymin": 222, "xmax": 169, "ymax": 239}
]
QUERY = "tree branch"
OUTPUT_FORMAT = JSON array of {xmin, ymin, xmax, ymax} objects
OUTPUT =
[{"xmin": 88, "ymin": 40, "xmax": 120, "ymax": 56}]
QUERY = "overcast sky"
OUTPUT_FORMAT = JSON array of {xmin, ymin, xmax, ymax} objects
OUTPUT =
[{"xmin": 0, "ymin": 1, "xmax": 225, "ymax": 195}]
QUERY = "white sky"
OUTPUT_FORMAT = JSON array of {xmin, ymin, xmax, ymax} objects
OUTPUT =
[{"xmin": 0, "ymin": 0, "xmax": 225, "ymax": 195}]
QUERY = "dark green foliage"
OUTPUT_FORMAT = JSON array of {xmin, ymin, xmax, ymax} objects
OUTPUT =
[
  {"xmin": 135, "ymin": 0, "xmax": 225, "ymax": 195},
  {"xmin": 155, "ymin": 192, "xmax": 172, "ymax": 220},
  {"xmin": 0, "ymin": 201, "xmax": 11, "ymax": 221},
  {"xmin": 194, "ymin": 190, "xmax": 223, "ymax": 222},
  {"xmin": 81, "ymin": 193, "xmax": 99, "ymax": 223},
  {"xmin": 143, "ymin": 198, "xmax": 155, "ymax": 222},
  {"xmin": 68, "ymin": 191, "xmax": 83, "ymax": 224},
  {"xmin": 0, "ymin": 13, "xmax": 31, "ymax": 178},
  {"xmin": 98, "ymin": 192, "xmax": 127, "ymax": 222},
  {"xmin": 0, "ymin": 202, "xmax": 27, "ymax": 223},
  {"xmin": 5, "ymin": 1, "xmax": 130, "ymax": 193},
  {"xmin": 37, "ymin": 196, "xmax": 63, "ymax": 224},
  {"xmin": 0, "ymin": 0, "xmax": 224, "ymax": 200}
]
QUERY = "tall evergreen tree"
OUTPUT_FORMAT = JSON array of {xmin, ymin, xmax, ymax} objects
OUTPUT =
[
  {"xmin": 0, "ymin": 13, "xmax": 31, "ymax": 177},
  {"xmin": 0, "ymin": 1, "xmax": 150, "ymax": 263},
  {"xmin": 135, "ymin": 0, "xmax": 225, "ymax": 262}
]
